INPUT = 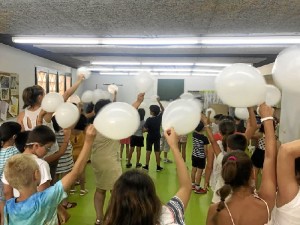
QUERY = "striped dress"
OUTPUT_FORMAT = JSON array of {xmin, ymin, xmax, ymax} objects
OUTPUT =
[{"xmin": 55, "ymin": 130, "xmax": 74, "ymax": 174}]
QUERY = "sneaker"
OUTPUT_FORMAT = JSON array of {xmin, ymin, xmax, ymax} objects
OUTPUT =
[
  {"xmin": 80, "ymin": 189, "xmax": 88, "ymax": 196},
  {"xmin": 192, "ymin": 184, "xmax": 196, "ymax": 190},
  {"xmin": 194, "ymin": 187, "xmax": 207, "ymax": 194},
  {"xmin": 163, "ymin": 158, "xmax": 173, "ymax": 163},
  {"xmin": 156, "ymin": 166, "xmax": 163, "ymax": 172},
  {"xmin": 142, "ymin": 165, "xmax": 149, "ymax": 171},
  {"xmin": 126, "ymin": 163, "xmax": 132, "ymax": 168},
  {"xmin": 69, "ymin": 189, "xmax": 76, "ymax": 195},
  {"xmin": 136, "ymin": 163, "xmax": 142, "ymax": 168}
]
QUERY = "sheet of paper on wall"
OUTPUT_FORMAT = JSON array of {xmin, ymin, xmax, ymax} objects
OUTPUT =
[
  {"xmin": 10, "ymin": 75, "xmax": 19, "ymax": 96},
  {"xmin": 8, "ymin": 96, "xmax": 18, "ymax": 117},
  {"xmin": 0, "ymin": 101, "xmax": 9, "ymax": 121}
]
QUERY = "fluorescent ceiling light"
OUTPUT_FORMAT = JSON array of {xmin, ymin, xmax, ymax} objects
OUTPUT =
[
  {"xmin": 92, "ymin": 61, "xmax": 141, "ymax": 65},
  {"xmin": 195, "ymin": 63, "xmax": 232, "ymax": 67},
  {"xmin": 114, "ymin": 68, "xmax": 150, "ymax": 71},
  {"xmin": 88, "ymin": 67, "xmax": 114, "ymax": 71},
  {"xmin": 193, "ymin": 69, "xmax": 222, "ymax": 73},
  {"xmin": 142, "ymin": 62, "xmax": 194, "ymax": 66},
  {"xmin": 12, "ymin": 37, "xmax": 99, "ymax": 44},
  {"xmin": 99, "ymin": 72, "xmax": 130, "ymax": 75},
  {"xmin": 159, "ymin": 72, "xmax": 191, "ymax": 76},
  {"xmin": 101, "ymin": 38, "xmax": 198, "ymax": 45},
  {"xmin": 192, "ymin": 73, "xmax": 219, "ymax": 76},
  {"xmin": 152, "ymin": 68, "xmax": 192, "ymax": 72}
]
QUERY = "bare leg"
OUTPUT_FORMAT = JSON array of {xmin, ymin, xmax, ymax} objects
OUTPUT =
[
  {"xmin": 119, "ymin": 144, "xmax": 124, "ymax": 159},
  {"xmin": 191, "ymin": 167, "xmax": 197, "ymax": 183},
  {"xmin": 155, "ymin": 151, "xmax": 161, "ymax": 167},
  {"xmin": 181, "ymin": 142, "xmax": 187, "ymax": 162},
  {"xmin": 145, "ymin": 151, "xmax": 151, "ymax": 165},
  {"xmin": 127, "ymin": 146, "xmax": 134, "ymax": 164},
  {"xmin": 94, "ymin": 188, "xmax": 106, "ymax": 223},
  {"xmin": 195, "ymin": 168, "xmax": 203, "ymax": 186},
  {"xmin": 136, "ymin": 147, "xmax": 141, "ymax": 164},
  {"xmin": 125, "ymin": 144, "xmax": 130, "ymax": 159}
]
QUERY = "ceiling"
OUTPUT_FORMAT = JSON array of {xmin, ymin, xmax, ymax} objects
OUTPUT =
[{"xmin": 1, "ymin": 0, "xmax": 300, "ymax": 70}]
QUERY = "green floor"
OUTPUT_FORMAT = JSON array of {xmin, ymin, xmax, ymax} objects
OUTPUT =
[{"xmin": 66, "ymin": 136, "xmax": 212, "ymax": 225}]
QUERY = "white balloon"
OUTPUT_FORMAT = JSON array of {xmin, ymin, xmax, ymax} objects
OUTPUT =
[
  {"xmin": 81, "ymin": 90, "xmax": 94, "ymax": 103},
  {"xmin": 107, "ymin": 84, "xmax": 118, "ymax": 94},
  {"xmin": 265, "ymin": 85, "xmax": 281, "ymax": 106},
  {"xmin": 180, "ymin": 92, "xmax": 194, "ymax": 100},
  {"xmin": 215, "ymin": 63, "xmax": 266, "ymax": 107},
  {"xmin": 77, "ymin": 67, "xmax": 91, "ymax": 79},
  {"xmin": 206, "ymin": 108, "xmax": 216, "ymax": 119},
  {"xmin": 234, "ymin": 108, "xmax": 249, "ymax": 120},
  {"xmin": 273, "ymin": 46, "xmax": 300, "ymax": 93},
  {"xmin": 162, "ymin": 99, "xmax": 201, "ymax": 135},
  {"xmin": 151, "ymin": 95, "xmax": 159, "ymax": 102},
  {"xmin": 135, "ymin": 71, "xmax": 155, "ymax": 93},
  {"xmin": 139, "ymin": 102, "xmax": 147, "ymax": 109},
  {"xmin": 67, "ymin": 94, "xmax": 81, "ymax": 104},
  {"xmin": 41, "ymin": 92, "xmax": 64, "ymax": 112},
  {"xmin": 92, "ymin": 89, "xmax": 105, "ymax": 104},
  {"xmin": 93, "ymin": 102, "xmax": 140, "ymax": 140},
  {"xmin": 102, "ymin": 91, "xmax": 111, "ymax": 100},
  {"xmin": 55, "ymin": 103, "xmax": 80, "ymax": 128}
]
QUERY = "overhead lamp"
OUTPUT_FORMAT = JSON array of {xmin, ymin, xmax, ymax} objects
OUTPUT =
[
  {"xmin": 114, "ymin": 68, "xmax": 151, "ymax": 71},
  {"xmin": 99, "ymin": 72, "xmax": 129, "ymax": 75},
  {"xmin": 12, "ymin": 37, "xmax": 99, "ymax": 44},
  {"xmin": 193, "ymin": 69, "xmax": 222, "ymax": 73},
  {"xmin": 195, "ymin": 63, "xmax": 232, "ymax": 67},
  {"xmin": 159, "ymin": 72, "xmax": 191, "ymax": 76},
  {"xmin": 88, "ymin": 67, "xmax": 114, "ymax": 71},
  {"xmin": 152, "ymin": 68, "xmax": 192, "ymax": 72},
  {"xmin": 192, "ymin": 73, "xmax": 219, "ymax": 76},
  {"xmin": 101, "ymin": 38, "xmax": 198, "ymax": 45},
  {"xmin": 92, "ymin": 61, "xmax": 141, "ymax": 65},
  {"xmin": 142, "ymin": 62, "xmax": 194, "ymax": 66}
]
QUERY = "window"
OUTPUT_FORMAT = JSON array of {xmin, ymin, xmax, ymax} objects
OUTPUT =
[{"xmin": 35, "ymin": 67, "xmax": 72, "ymax": 94}]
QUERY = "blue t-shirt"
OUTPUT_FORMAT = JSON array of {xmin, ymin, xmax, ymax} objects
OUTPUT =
[{"xmin": 4, "ymin": 181, "xmax": 67, "ymax": 225}]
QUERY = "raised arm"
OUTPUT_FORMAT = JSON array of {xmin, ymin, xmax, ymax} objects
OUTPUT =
[
  {"xmin": 157, "ymin": 96, "xmax": 164, "ymax": 112},
  {"xmin": 61, "ymin": 125, "xmax": 96, "ymax": 191},
  {"xmin": 132, "ymin": 93, "xmax": 145, "ymax": 109},
  {"xmin": 277, "ymin": 140, "xmax": 300, "ymax": 207},
  {"xmin": 164, "ymin": 128, "xmax": 191, "ymax": 209},
  {"xmin": 244, "ymin": 107, "xmax": 257, "ymax": 141},
  {"xmin": 112, "ymin": 90, "xmax": 117, "ymax": 102},
  {"xmin": 257, "ymin": 103, "xmax": 276, "ymax": 210},
  {"xmin": 62, "ymin": 75, "xmax": 85, "ymax": 102}
]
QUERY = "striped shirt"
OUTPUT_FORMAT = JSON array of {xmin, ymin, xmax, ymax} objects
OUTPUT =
[
  {"xmin": 192, "ymin": 132, "xmax": 209, "ymax": 158},
  {"xmin": 0, "ymin": 146, "xmax": 20, "ymax": 179},
  {"xmin": 160, "ymin": 196, "xmax": 185, "ymax": 225}
]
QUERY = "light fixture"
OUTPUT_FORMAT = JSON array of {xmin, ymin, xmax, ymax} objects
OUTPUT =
[
  {"xmin": 193, "ymin": 69, "xmax": 222, "ymax": 73},
  {"xmin": 142, "ymin": 62, "xmax": 194, "ymax": 66},
  {"xmin": 101, "ymin": 38, "xmax": 198, "ymax": 45},
  {"xmin": 12, "ymin": 37, "xmax": 99, "ymax": 44},
  {"xmin": 99, "ymin": 72, "xmax": 130, "ymax": 75},
  {"xmin": 192, "ymin": 73, "xmax": 219, "ymax": 76},
  {"xmin": 92, "ymin": 61, "xmax": 141, "ymax": 65},
  {"xmin": 159, "ymin": 72, "xmax": 191, "ymax": 76},
  {"xmin": 87, "ymin": 67, "xmax": 114, "ymax": 71},
  {"xmin": 114, "ymin": 68, "xmax": 151, "ymax": 71},
  {"xmin": 195, "ymin": 63, "xmax": 232, "ymax": 67},
  {"xmin": 152, "ymin": 68, "xmax": 192, "ymax": 72}
]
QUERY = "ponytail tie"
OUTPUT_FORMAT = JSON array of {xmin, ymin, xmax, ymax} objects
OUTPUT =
[{"xmin": 228, "ymin": 156, "xmax": 237, "ymax": 161}]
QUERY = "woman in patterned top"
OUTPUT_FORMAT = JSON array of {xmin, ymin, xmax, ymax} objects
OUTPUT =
[{"xmin": 104, "ymin": 128, "xmax": 191, "ymax": 225}]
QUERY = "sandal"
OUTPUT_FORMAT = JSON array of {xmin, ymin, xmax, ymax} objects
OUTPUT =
[
  {"xmin": 69, "ymin": 189, "xmax": 76, "ymax": 195},
  {"xmin": 62, "ymin": 202, "xmax": 77, "ymax": 209},
  {"xmin": 80, "ymin": 189, "xmax": 88, "ymax": 196}
]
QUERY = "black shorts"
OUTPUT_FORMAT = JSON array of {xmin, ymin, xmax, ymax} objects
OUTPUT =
[
  {"xmin": 192, "ymin": 156, "xmax": 206, "ymax": 169},
  {"xmin": 146, "ymin": 137, "xmax": 160, "ymax": 152},
  {"xmin": 251, "ymin": 148, "xmax": 265, "ymax": 169},
  {"xmin": 130, "ymin": 135, "xmax": 144, "ymax": 147}
]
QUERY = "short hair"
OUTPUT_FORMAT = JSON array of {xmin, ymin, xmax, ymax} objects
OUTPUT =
[
  {"xmin": 195, "ymin": 121, "xmax": 204, "ymax": 132},
  {"xmin": 22, "ymin": 85, "xmax": 44, "ymax": 109},
  {"xmin": 94, "ymin": 99, "xmax": 111, "ymax": 114},
  {"xmin": 4, "ymin": 154, "xmax": 39, "ymax": 191},
  {"xmin": 149, "ymin": 105, "xmax": 160, "ymax": 116},
  {"xmin": 227, "ymin": 134, "xmax": 247, "ymax": 151},
  {"xmin": 214, "ymin": 114, "xmax": 223, "ymax": 121},
  {"xmin": 0, "ymin": 122, "xmax": 21, "ymax": 147},
  {"xmin": 138, "ymin": 108, "xmax": 145, "ymax": 121},
  {"xmin": 26, "ymin": 125, "xmax": 56, "ymax": 146},
  {"xmin": 15, "ymin": 131, "xmax": 30, "ymax": 153}
]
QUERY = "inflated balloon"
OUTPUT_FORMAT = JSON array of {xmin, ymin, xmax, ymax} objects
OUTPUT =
[
  {"xmin": 151, "ymin": 95, "xmax": 159, "ymax": 102},
  {"xmin": 93, "ymin": 102, "xmax": 140, "ymax": 140},
  {"xmin": 215, "ymin": 63, "xmax": 266, "ymax": 107},
  {"xmin": 77, "ymin": 67, "xmax": 91, "ymax": 79},
  {"xmin": 92, "ymin": 89, "xmax": 105, "ymax": 104},
  {"xmin": 273, "ymin": 46, "xmax": 300, "ymax": 93},
  {"xmin": 162, "ymin": 99, "xmax": 201, "ymax": 135},
  {"xmin": 139, "ymin": 102, "xmax": 147, "ymax": 109},
  {"xmin": 135, "ymin": 71, "xmax": 155, "ymax": 93},
  {"xmin": 67, "ymin": 94, "xmax": 81, "ymax": 104},
  {"xmin": 180, "ymin": 92, "xmax": 194, "ymax": 100},
  {"xmin": 108, "ymin": 84, "xmax": 118, "ymax": 94},
  {"xmin": 265, "ymin": 85, "xmax": 281, "ymax": 106},
  {"xmin": 234, "ymin": 108, "xmax": 249, "ymax": 120},
  {"xmin": 55, "ymin": 103, "xmax": 80, "ymax": 128},
  {"xmin": 102, "ymin": 91, "xmax": 111, "ymax": 100},
  {"xmin": 81, "ymin": 90, "xmax": 94, "ymax": 103},
  {"xmin": 206, "ymin": 108, "xmax": 216, "ymax": 119},
  {"xmin": 41, "ymin": 92, "xmax": 64, "ymax": 112}
]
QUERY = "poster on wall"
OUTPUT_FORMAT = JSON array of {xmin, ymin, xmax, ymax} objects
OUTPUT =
[{"xmin": 0, "ymin": 72, "xmax": 19, "ymax": 121}]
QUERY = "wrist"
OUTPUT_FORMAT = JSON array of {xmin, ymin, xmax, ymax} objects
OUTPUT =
[{"xmin": 260, "ymin": 116, "xmax": 274, "ymax": 123}]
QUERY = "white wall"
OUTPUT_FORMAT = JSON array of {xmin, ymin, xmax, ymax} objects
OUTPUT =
[{"xmin": 0, "ymin": 43, "xmax": 76, "ymax": 110}]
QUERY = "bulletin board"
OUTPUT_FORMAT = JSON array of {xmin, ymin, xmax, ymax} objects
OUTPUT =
[{"xmin": 0, "ymin": 72, "xmax": 19, "ymax": 121}]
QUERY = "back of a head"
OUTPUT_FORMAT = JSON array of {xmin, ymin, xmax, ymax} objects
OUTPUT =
[
  {"xmin": 219, "ymin": 119, "xmax": 236, "ymax": 151},
  {"xmin": 15, "ymin": 131, "xmax": 30, "ymax": 153},
  {"xmin": 149, "ymin": 105, "xmax": 160, "ymax": 116},
  {"xmin": 22, "ymin": 85, "xmax": 44, "ymax": 109},
  {"xmin": 295, "ymin": 157, "xmax": 300, "ymax": 181},
  {"xmin": 27, "ymin": 125, "xmax": 56, "ymax": 146},
  {"xmin": 227, "ymin": 134, "xmax": 247, "ymax": 151},
  {"xmin": 138, "ymin": 108, "xmax": 146, "ymax": 121},
  {"xmin": 74, "ymin": 114, "xmax": 88, "ymax": 131},
  {"xmin": 195, "ymin": 121, "xmax": 204, "ymax": 132},
  {"xmin": 104, "ymin": 169, "xmax": 161, "ymax": 225},
  {"xmin": 94, "ymin": 99, "xmax": 111, "ymax": 115},
  {"xmin": 0, "ymin": 122, "xmax": 21, "ymax": 147},
  {"xmin": 214, "ymin": 114, "xmax": 223, "ymax": 122},
  {"xmin": 4, "ymin": 154, "xmax": 38, "ymax": 191},
  {"xmin": 217, "ymin": 151, "xmax": 252, "ymax": 212}
]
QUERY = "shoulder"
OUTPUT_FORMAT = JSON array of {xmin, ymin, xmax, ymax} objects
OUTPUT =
[{"xmin": 160, "ymin": 196, "xmax": 185, "ymax": 225}]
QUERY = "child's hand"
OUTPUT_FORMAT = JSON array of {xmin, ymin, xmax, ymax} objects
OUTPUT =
[
  {"xmin": 164, "ymin": 128, "xmax": 178, "ymax": 148},
  {"xmin": 137, "ymin": 93, "xmax": 145, "ymax": 102},
  {"xmin": 156, "ymin": 96, "xmax": 160, "ymax": 102},
  {"xmin": 259, "ymin": 103, "xmax": 274, "ymax": 118},
  {"xmin": 85, "ymin": 125, "xmax": 97, "ymax": 141},
  {"xmin": 78, "ymin": 74, "xmax": 85, "ymax": 81},
  {"xmin": 201, "ymin": 113, "xmax": 209, "ymax": 125}
]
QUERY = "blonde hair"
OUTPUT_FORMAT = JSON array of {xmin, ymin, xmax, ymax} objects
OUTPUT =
[{"xmin": 4, "ymin": 154, "xmax": 39, "ymax": 191}]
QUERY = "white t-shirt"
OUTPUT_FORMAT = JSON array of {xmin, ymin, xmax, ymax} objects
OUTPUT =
[
  {"xmin": 2, "ymin": 154, "xmax": 52, "ymax": 197},
  {"xmin": 210, "ymin": 141, "xmax": 225, "ymax": 191},
  {"xmin": 271, "ymin": 189, "xmax": 300, "ymax": 225}
]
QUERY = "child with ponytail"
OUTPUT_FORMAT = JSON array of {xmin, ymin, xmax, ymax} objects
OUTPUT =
[{"xmin": 206, "ymin": 103, "xmax": 276, "ymax": 225}]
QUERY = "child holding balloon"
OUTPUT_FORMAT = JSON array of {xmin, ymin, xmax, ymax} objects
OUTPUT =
[{"xmin": 142, "ymin": 97, "xmax": 164, "ymax": 172}]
